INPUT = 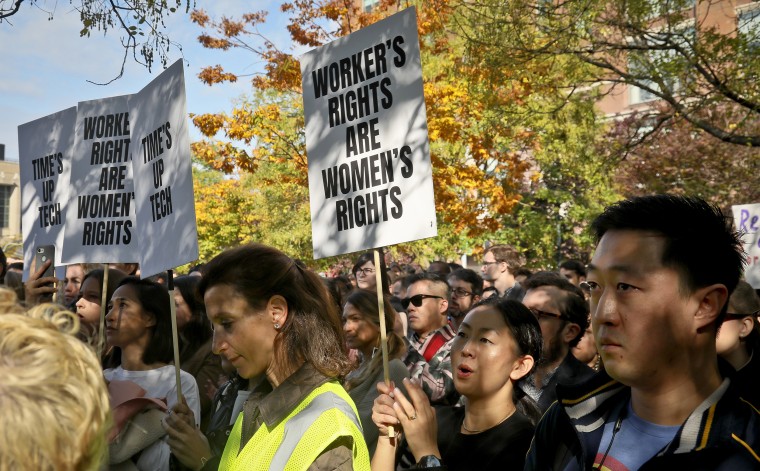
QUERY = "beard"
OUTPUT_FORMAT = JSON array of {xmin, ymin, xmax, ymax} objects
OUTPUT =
[{"xmin": 540, "ymin": 329, "xmax": 566, "ymax": 366}]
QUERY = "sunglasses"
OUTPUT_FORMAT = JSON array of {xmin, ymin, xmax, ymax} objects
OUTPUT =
[
  {"xmin": 528, "ymin": 307, "xmax": 567, "ymax": 321},
  {"xmin": 725, "ymin": 308, "xmax": 760, "ymax": 320},
  {"xmin": 402, "ymin": 294, "xmax": 443, "ymax": 310}
]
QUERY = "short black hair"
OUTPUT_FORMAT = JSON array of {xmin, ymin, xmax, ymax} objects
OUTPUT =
[
  {"xmin": 523, "ymin": 271, "xmax": 589, "ymax": 347},
  {"xmin": 559, "ymin": 260, "xmax": 586, "ymax": 277},
  {"xmin": 406, "ymin": 271, "xmax": 450, "ymax": 298},
  {"xmin": 447, "ymin": 269, "xmax": 484, "ymax": 296},
  {"xmin": 427, "ymin": 261, "xmax": 452, "ymax": 277},
  {"xmin": 591, "ymin": 195, "xmax": 745, "ymax": 323}
]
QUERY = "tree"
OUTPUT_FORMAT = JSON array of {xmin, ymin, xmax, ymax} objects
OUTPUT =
[
  {"xmin": 1, "ymin": 0, "xmax": 193, "ymax": 84},
  {"xmin": 611, "ymin": 109, "xmax": 760, "ymax": 208},
  {"xmin": 459, "ymin": 0, "xmax": 760, "ymax": 148},
  {"xmin": 189, "ymin": 1, "xmax": 544, "ymax": 264}
]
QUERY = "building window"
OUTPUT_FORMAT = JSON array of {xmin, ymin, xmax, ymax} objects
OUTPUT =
[
  {"xmin": 628, "ymin": 25, "xmax": 695, "ymax": 105},
  {"xmin": 738, "ymin": 6, "xmax": 760, "ymax": 49},
  {"xmin": 0, "ymin": 186, "xmax": 11, "ymax": 229},
  {"xmin": 363, "ymin": 0, "xmax": 379, "ymax": 13}
]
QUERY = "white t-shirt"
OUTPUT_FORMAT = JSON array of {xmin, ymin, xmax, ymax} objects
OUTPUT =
[{"xmin": 105, "ymin": 365, "xmax": 201, "ymax": 471}]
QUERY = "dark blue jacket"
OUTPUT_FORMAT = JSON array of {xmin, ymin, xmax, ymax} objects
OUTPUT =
[{"xmin": 524, "ymin": 371, "xmax": 760, "ymax": 470}]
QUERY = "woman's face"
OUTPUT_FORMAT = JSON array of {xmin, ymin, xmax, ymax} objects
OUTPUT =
[
  {"xmin": 64, "ymin": 265, "xmax": 85, "ymax": 306},
  {"xmin": 174, "ymin": 290, "xmax": 193, "ymax": 330},
  {"xmin": 76, "ymin": 277, "xmax": 102, "ymax": 328},
  {"xmin": 342, "ymin": 302, "xmax": 380, "ymax": 355},
  {"xmin": 205, "ymin": 284, "xmax": 279, "ymax": 380},
  {"xmin": 451, "ymin": 305, "xmax": 531, "ymax": 400},
  {"xmin": 354, "ymin": 261, "xmax": 376, "ymax": 290},
  {"xmin": 105, "ymin": 284, "xmax": 155, "ymax": 349}
]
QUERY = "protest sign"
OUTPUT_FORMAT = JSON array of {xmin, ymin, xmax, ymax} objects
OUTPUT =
[
  {"xmin": 300, "ymin": 7, "xmax": 437, "ymax": 259},
  {"xmin": 61, "ymin": 94, "xmax": 140, "ymax": 265},
  {"xmin": 18, "ymin": 107, "xmax": 76, "ymax": 281},
  {"xmin": 733, "ymin": 202, "xmax": 760, "ymax": 289},
  {"xmin": 129, "ymin": 59, "xmax": 198, "ymax": 278}
]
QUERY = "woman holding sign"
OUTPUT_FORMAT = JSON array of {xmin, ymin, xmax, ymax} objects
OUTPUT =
[
  {"xmin": 164, "ymin": 244, "xmax": 371, "ymax": 470},
  {"xmin": 343, "ymin": 288, "xmax": 409, "ymax": 456},
  {"xmin": 103, "ymin": 277, "xmax": 201, "ymax": 471},
  {"xmin": 371, "ymin": 298, "xmax": 541, "ymax": 470}
]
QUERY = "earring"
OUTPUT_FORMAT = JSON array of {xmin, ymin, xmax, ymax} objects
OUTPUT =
[{"xmin": 274, "ymin": 323, "xmax": 281, "ymax": 330}]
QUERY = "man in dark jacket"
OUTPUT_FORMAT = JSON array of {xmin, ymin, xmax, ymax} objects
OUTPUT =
[
  {"xmin": 519, "ymin": 272, "xmax": 596, "ymax": 413},
  {"xmin": 525, "ymin": 195, "xmax": 760, "ymax": 470}
]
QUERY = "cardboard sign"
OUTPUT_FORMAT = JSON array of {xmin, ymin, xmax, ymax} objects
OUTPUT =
[
  {"xmin": 61, "ymin": 94, "xmax": 140, "ymax": 265},
  {"xmin": 18, "ymin": 107, "xmax": 75, "ymax": 281},
  {"xmin": 300, "ymin": 7, "xmax": 437, "ymax": 259},
  {"xmin": 130, "ymin": 60, "xmax": 199, "ymax": 278},
  {"xmin": 733, "ymin": 202, "xmax": 760, "ymax": 289}
]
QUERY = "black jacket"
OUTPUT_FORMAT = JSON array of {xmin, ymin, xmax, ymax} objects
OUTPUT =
[
  {"xmin": 524, "ymin": 371, "xmax": 760, "ymax": 470},
  {"xmin": 519, "ymin": 352, "xmax": 597, "ymax": 415}
]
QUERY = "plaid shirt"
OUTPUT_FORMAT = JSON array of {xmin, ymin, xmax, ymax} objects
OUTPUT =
[{"xmin": 403, "ymin": 323, "xmax": 459, "ymax": 405}]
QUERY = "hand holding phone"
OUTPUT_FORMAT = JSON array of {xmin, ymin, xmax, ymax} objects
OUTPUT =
[{"xmin": 26, "ymin": 245, "xmax": 57, "ymax": 306}]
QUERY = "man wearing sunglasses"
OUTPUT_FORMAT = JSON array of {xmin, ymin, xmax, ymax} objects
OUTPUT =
[
  {"xmin": 519, "ymin": 271, "xmax": 595, "ymax": 413},
  {"xmin": 446, "ymin": 268, "xmax": 483, "ymax": 330},
  {"xmin": 401, "ymin": 272, "xmax": 459, "ymax": 406},
  {"xmin": 525, "ymin": 195, "xmax": 759, "ymax": 471}
]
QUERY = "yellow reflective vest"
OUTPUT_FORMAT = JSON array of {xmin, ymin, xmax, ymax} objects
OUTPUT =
[{"xmin": 219, "ymin": 380, "xmax": 371, "ymax": 471}]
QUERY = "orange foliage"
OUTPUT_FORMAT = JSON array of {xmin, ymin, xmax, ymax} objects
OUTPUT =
[{"xmin": 192, "ymin": 0, "xmax": 537, "ymax": 243}]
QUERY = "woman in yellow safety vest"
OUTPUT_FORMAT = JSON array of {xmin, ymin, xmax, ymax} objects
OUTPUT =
[{"xmin": 163, "ymin": 243, "xmax": 371, "ymax": 471}]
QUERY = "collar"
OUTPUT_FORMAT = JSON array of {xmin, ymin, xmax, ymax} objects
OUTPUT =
[
  {"xmin": 258, "ymin": 362, "xmax": 332, "ymax": 426},
  {"xmin": 409, "ymin": 323, "xmax": 456, "ymax": 344}
]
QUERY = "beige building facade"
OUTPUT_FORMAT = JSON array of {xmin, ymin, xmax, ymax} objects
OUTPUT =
[{"xmin": 0, "ymin": 145, "xmax": 22, "ymax": 258}]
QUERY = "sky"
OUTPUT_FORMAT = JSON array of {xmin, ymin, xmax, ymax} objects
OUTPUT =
[{"xmin": 0, "ymin": 0, "xmax": 301, "ymax": 162}]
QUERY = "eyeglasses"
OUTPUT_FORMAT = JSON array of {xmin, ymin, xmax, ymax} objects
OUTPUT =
[
  {"xmin": 528, "ymin": 307, "xmax": 567, "ymax": 321},
  {"xmin": 725, "ymin": 309, "xmax": 760, "ymax": 320},
  {"xmin": 481, "ymin": 260, "xmax": 500, "ymax": 267},
  {"xmin": 451, "ymin": 288, "xmax": 473, "ymax": 298},
  {"xmin": 401, "ymin": 294, "xmax": 443, "ymax": 310},
  {"xmin": 355, "ymin": 267, "xmax": 375, "ymax": 276}
]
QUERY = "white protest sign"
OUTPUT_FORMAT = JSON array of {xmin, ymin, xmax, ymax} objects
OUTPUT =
[
  {"xmin": 130, "ymin": 59, "xmax": 198, "ymax": 278},
  {"xmin": 732, "ymin": 202, "xmax": 760, "ymax": 289},
  {"xmin": 300, "ymin": 7, "xmax": 437, "ymax": 259},
  {"xmin": 61, "ymin": 95, "xmax": 140, "ymax": 265},
  {"xmin": 18, "ymin": 107, "xmax": 76, "ymax": 281}
]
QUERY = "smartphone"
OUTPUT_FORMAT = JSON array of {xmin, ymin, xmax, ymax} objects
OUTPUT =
[{"xmin": 34, "ymin": 245, "xmax": 55, "ymax": 278}]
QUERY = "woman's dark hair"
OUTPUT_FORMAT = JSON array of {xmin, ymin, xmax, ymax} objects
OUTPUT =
[
  {"xmin": 324, "ymin": 275, "xmax": 354, "ymax": 314},
  {"xmin": 82, "ymin": 268, "xmax": 128, "ymax": 307},
  {"xmin": 82, "ymin": 268, "xmax": 128, "ymax": 366},
  {"xmin": 352, "ymin": 251, "xmax": 391, "ymax": 295},
  {"xmin": 470, "ymin": 297, "xmax": 544, "ymax": 424},
  {"xmin": 343, "ymin": 289, "xmax": 406, "ymax": 391},
  {"xmin": 174, "ymin": 275, "xmax": 212, "ymax": 363},
  {"xmin": 116, "ymin": 277, "xmax": 173, "ymax": 365},
  {"xmin": 198, "ymin": 244, "xmax": 351, "ymax": 379}
]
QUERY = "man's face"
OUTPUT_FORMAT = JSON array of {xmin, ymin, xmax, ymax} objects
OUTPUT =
[
  {"xmin": 559, "ymin": 267, "xmax": 585, "ymax": 287},
  {"xmin": 586, "ymin": 230, "xmax": 699, "ymax": 389},
  {"xmin": 406, "ymin": 281, "xmax": 448, "ymax": 337},
  {"xmin": 391, "ymin": 280, "xmax": 404, "ymax": 298},
  {"xmin": 480, "ymin": 251, "xmax": 502, "ymax": 282},
  {"xmin": 522, "ymin": 287, "xmax": 567, "ymax": 364},
  {"xmin": 448, "ymin": 278, "xmax": 478, "ymax": 318}
]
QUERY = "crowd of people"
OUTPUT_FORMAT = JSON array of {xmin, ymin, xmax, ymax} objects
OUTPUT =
[{"xmin": 1, "ymin": 194, "xmax": 759, "ymax": 470}]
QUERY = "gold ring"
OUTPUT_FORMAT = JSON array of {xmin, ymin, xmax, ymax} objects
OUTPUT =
[{"xmin": 409, "ymin": 413, "xmax": 417, "ymax": 420}]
